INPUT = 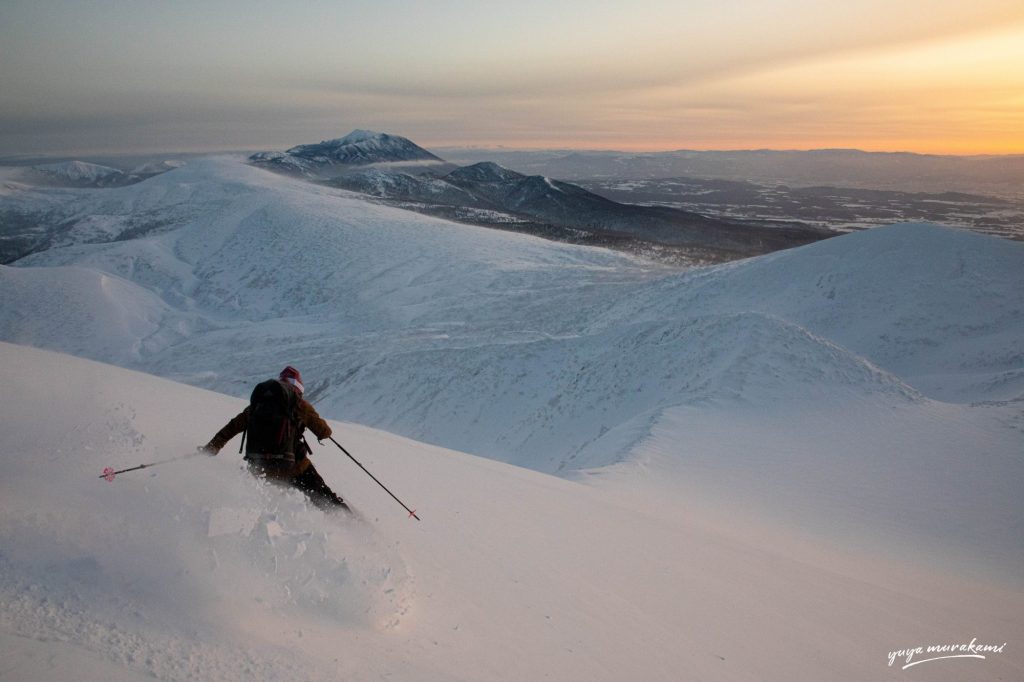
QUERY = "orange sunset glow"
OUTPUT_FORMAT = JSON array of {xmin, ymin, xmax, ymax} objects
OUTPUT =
[{"xmin": 1, "ymin": 1, "xmax": 1023, "ymax": 155}]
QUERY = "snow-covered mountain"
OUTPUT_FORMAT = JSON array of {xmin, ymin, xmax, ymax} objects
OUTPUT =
[
  {"xmin": 249, "ymin": 129, "xmax": 450, "ymax": 177},
  {"xmin": 249, "ymin": 131, "xmax": 827, "ymax": 260},
  {"xmin": 5, "ymin": 138, "xmax": 830, "ymax": 266},
  {"xmin": 27, "ymin": 160, "xmax": 126, "ymax": 187},
  {"xmin": 13, "ymin": 158, "xmax": 184, "ymax": 191},
  {"xmin": 2, "ymin": 156, "xmax": 1019, "ymax": 418},
  {"xmin": 335, "ymin": 161, "xmax": 827, "ymax": 257},
  {"xmin": 0, "ymin": 157, "xmax": 211, "ymax": 263},
  {"xmin": 1, "ymin": 152, "xmax": 1022, "ymax": 679},
  {"xmin": 0, "ymin": 155, "xmax": 1021, "ymax": 576}
]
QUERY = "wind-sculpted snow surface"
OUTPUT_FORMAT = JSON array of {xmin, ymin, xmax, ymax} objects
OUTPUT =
[{"xmin": 332, "ymin": 311, "xmax": 922, "ymax": 473}]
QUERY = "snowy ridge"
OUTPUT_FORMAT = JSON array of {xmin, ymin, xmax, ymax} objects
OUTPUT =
[
  {"xmin": 629, "ymin": 222, "xmax": 1024, "ymax": 403},
  {"xmin": 17, "ymin": 160, "xmax": 181, "ymax": 190},
  {"xmin": 30, "ymin": 160, "xmax": 125, "ymax": 185}
]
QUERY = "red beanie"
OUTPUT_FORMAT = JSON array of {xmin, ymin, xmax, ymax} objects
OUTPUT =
[{"xmin": 279, "ymin": 366, "xmax": 304, "ymax": 394}]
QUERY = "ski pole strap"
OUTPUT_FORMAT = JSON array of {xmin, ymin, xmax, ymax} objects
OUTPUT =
[{"xmin": 329, "ymin": 437, "xmax": 420, "ymax": 521}]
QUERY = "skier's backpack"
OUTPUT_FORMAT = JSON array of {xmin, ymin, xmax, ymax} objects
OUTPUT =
[{"xmin": 244, "ymin": 379, "xmax": 301, "ymax": 463}]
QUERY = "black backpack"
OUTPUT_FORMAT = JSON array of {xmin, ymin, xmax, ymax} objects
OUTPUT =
[{"xmin": 244, "ymin": 379, "xmax": 301, "ymax": 462}]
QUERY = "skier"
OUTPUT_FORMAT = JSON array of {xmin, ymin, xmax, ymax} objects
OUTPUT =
[{"xmin": 201, "ymin": 366, "xmax": 350, "ymax": 511}]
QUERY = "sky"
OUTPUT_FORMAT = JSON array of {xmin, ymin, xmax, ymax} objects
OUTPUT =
[{"xmin": 1, "ymin": 0, "xmax": 1023, "ymax": 156}]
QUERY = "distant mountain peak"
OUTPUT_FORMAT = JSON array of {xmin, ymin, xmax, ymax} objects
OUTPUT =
[
  {"xmin": 337, "ymin": 129, "xmax": 383, "ymax": 144},
  {"xmin": 301, "ymin": 129, "xmax": 388, "ymax": 150},
  {"xmin": 251, "ymin": 130, "xmax": 445, "ymax": 176}
]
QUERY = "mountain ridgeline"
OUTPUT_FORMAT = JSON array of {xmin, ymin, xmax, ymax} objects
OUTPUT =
[
  {"xmin": 15, "ymin": 160, "xmax": 184, "ymax": 189},
  {"xmin": 248, "ymin": 131, "xmax": 830, "ymax": 262}
]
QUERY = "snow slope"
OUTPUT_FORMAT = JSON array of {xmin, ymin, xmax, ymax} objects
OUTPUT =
[
  {"xmin": 617, "ymin": 222, "xmax": 1024, "ymax": 403},
  {"xmin": 0, "ymin": 264, "xmax": 183, "ymax": 364},
  {"xmin": 2, "ymin": 342, "xmax": 1022, "ymax": 681},
  {"xmin": 1, "ymin": 156, "xmax": 1022, "ymax": 582}
]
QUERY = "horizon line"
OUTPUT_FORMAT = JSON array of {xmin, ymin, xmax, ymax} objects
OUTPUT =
[{"xmin": 3, "ymin": 142, "xmax": 1023, "ymax": 162}]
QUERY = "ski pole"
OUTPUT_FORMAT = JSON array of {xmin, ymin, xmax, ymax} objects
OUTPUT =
[
  {"xmin": 99, "ymin": 452, "xmax": 200, "ymax": 482},
  {"xmin": 329, "ymin": 436, "xmax": 420, "ymax": 520}
]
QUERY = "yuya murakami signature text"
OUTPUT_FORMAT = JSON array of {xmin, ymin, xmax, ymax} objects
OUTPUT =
[{"xmin": 888, "ymin": 638, "xmax": 1006, "ymax": 669}]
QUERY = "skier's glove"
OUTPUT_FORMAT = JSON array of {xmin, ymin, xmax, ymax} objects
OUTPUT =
[{"xmin": 198, "ymin": 443, "xmax": 219, "ymax": 456}]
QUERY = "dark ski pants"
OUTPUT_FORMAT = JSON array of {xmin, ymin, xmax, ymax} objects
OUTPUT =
[
  {"xmin": 292, "ymin": 463, "xmax": 350, "ymax": 511},
  {"xmin": 248, "ymin": 459, "xmax": 350, "ymax": 512}
]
